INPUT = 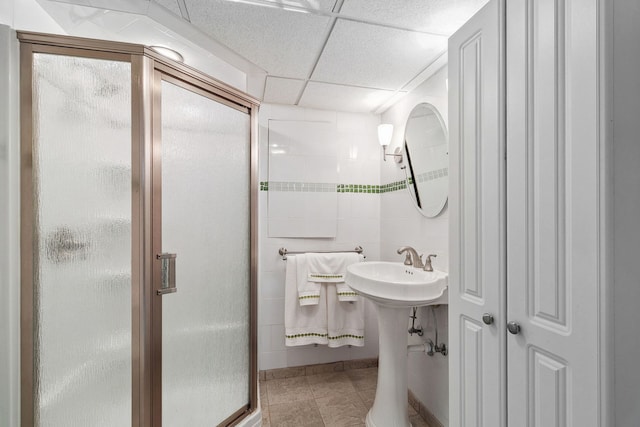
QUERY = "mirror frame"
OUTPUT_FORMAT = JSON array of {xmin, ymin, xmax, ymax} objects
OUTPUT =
[{"xmin": 402, "ymin": 102, "xmax": 449, "ymax": 218}]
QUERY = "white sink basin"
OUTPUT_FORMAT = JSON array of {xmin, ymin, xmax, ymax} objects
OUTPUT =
[{"xmin": 346, "ymin": 261, "xmax": 448, "ymax": 307}]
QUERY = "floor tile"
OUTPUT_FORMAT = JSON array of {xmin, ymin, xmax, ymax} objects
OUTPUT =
[
  {"xmin": 345, "ymin": 367, "xmax": 378, "ymax": 391},
  {"xmin": 269, "ymin": 399, "xmax": 325, "ymax": 427},
  {"xmin": 259, "ymin": 381, "xmax": 269, "ymax": 406},
  {"xmin": 306, "ymin": 361, "xmax": 344, "ymax": 376},
  {"xmin": 408, "ymin": 403, "xmax": 418, "ymax": 416},
  {"xmin": 343, "ymin": 358, "xmax": 378, "ymax": 370},
  {"xmin": 266, "ymin": 376, "xmax": 314, "ymax": 405},
  {"xmin": 315, "ymin": 392, "xmax": 368, "ymax": 427},
  {"xmin": 261, "ymin": 406, "xmax": 271, "ymax": 427},
  {"xmin": 261, "ymin": 363, "xmax": 434, "ymax": 427},
  {"xmin": 409, "ymin": 414, "xmax": 431, "ymax": 427},
  {"xmin": 307, "ymin": 372, "xmax": 357, "ymax": 399},
  {"xmin": 357, "ymin": 389, "xmax": 376, "ymax": 409}
]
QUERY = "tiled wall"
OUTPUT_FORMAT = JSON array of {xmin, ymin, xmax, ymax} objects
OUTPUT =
[
  {"xmin": 380, "ymin": 66, "xmax": 450, "ymax": 426},
  {"xmin": 258, "ymin": 104, "xmax": 382, "ymax": 370},
  {"xmin": 257, "ymin": 68, "xmax": 450, "ymax": 424}
]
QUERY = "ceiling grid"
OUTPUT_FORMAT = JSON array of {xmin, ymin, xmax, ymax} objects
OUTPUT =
[{"xmin": 153, "ymin": 0, "xmax": 490, "ymax": 112}]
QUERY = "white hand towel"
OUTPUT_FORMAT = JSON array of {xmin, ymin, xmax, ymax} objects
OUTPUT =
[
  {"xmin": 327, "ymin": 283, "xmax": 365, "ymax": 347},
  {"xmin": 285, "ymin": 256, "xmax": 328, "ymax": 346},
  {"xmin": 296, "ymin": 254, "xmax": 321, "ymax": 306},
  {"xmin": 306, "ymin": 253, "xmax": 362, "ymax": 302}
]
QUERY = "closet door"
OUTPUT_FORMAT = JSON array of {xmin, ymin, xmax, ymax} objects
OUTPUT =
[
  {"xmin": 506, "ymin": 0, "xmax": 604, "ymax": 425},
  {"xmin": 448, "ymin": 1, "xmax": 506, "ymax": 426}
]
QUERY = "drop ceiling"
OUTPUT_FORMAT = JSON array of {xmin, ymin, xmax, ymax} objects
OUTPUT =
[{"xmin": 53, "ymin": 0, "xmax": 491, "ymax": 113}]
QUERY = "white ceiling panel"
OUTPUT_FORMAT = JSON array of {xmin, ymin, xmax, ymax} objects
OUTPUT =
[
  {"xmin": 299, "ymin": 81, "xmax": 397, "ymax": 113},
  {"xmin": 312, "ymin": 19, "xmax": 447, "ymax": 90},
  {"xmin": 263, "ymin": 76, "xmax": 306, "ymax": 104},
  {"xmin": 152, "ymin": 0, "xmax": 182, "ymax": 17},
  {"xmin": 340, "ymin": 0, "xmax": 490, "ymax": 36},
  {"xmin": 184, "ymin": 0, "xmax": 331, "ymax": 78},
  {"xmin": 259, "ymin": 0, "xmax": 338, "ymax": 12}
]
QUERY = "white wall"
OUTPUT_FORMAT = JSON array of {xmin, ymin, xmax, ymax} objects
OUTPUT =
[
  {"xmin": 0, "ymin": 0, "xmax": 66, "ymax": 33},
  {"xmin": 613, "ymin": 1, "xmax": 640, "ymax": 425},
  {"xmin": 0, "ymin": 0, "xmax": 251, "ymax": 92},
  {"xmin": 381, "ymin": 66, "xmax": 449, "ymax": 426},
  {"xmin": 257, "ymin": 103, "xmax": 381, "ymax": 370},
  {"xmin": 0, "ymin": 24, "xmax": 21, "ymax": 427}
]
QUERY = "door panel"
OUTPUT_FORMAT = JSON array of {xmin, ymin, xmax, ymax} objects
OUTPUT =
[
  {"xmin": 448, "ymin": 1, "xmax": 505, "ymax": 426},
  {"xmin": 507, "ymin": 0, "xmax": 601, "ymax": 425},
  {"xmin": 29, "ymin": 52, "xmax": 133, "ymax": 426},
  {"xmin": 154, "ymin": 76, "xmax": 251, "ymax": 426}
]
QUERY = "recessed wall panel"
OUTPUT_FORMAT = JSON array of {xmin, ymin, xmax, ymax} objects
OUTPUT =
[
  {"xmin": 460, "ymin": 317, "xmax": 483, "ymax": 427},
  {"xmin": 527, "ymin": 0, "xmax": 568, "ymax": 328},
  {"xmin": 529, "ymin": 348, "xmax": 567, "ymax": 427},
  {"xmin": 460, "ymin": 34, "xmax": 483, "ymax": 302}
]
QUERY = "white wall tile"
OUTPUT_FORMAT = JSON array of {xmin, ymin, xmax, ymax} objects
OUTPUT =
[
  {"xmin": 260, "ymin": 270, "xmax": 285, "ymax": 300},
  {"xmin": 259, "ymin": 325, "xmax": 271, "ymax": 354},
  {"xmin": 270, "ymin": 324, "xmax": 287, "ymax": 352},
  {"xmin": 259, "ymin": 351, "xmax": 288, "ymax": 370},
  {"xmin": 259, "ymin": 298, "xmax": 284, "ymax": 326},
  {"xmin": 258, "ymin": 103, "xmax": 382, "ymax": 370},
  {"xmin": 380, "ymin": 66, "xmax": 449, "ymax": 424}
]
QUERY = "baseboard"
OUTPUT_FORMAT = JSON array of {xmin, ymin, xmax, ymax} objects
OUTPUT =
[
  {"xmin": 408, "ymin": 389, "xmax": 445, "ymax": 427},
  {"xmin": 258, "ymin": 357, "xmax": 378, "ymax": 381}
]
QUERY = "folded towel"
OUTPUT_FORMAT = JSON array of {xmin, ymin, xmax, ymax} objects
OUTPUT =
[
  {"xmin": 285, "ymin": 256, "xmax": 328, "ymax": 346},
  {"xmin": 327, "ymin": 283, "xmax": 365, "ymax": 347},
  {"xmin": 306, "ymin": 253, "xmax": 362, "ymax": 302},
  {"xmin": 296, "ymin": 254, "xmax": 321, "ymax": 306}
]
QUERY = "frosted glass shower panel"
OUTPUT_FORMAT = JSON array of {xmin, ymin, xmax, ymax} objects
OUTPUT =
[
  {"xmin": 32, "ymin": 53, "xmax": 132, "ymax": 426},
  {"xmin": 160, "ymin": 80, "xmax": 251, "ymax": 426},
  {"xmin": 267, "ymin": 120, "xmax": 338, "ymax": 237}
]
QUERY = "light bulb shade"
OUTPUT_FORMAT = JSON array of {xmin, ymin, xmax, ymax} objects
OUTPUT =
[
  {"xmin": 378, "ymin": 124, "xmax": 393, "ymax": 147},
  {"xmin": 149, "ymin": 45, "xmax": 184, "ymax": 63}
]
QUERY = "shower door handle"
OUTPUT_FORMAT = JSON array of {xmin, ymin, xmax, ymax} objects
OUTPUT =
[{"xmin": 157, "ymin": 253, "xmax": 177, "ymax": 295}]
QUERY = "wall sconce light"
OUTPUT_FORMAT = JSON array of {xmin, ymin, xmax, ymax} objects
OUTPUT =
[{"xmin": 378, "ymin": 124, "xmax": 403, "ymax": 163}]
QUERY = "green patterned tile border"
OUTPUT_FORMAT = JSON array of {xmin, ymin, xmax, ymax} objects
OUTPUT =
[
  {"xmin": 266, "ymin": 181, "xmax": 336, "ymax": 192},
  {"xmin": 337, "ymin": 184, "xmax": 380, "ymax": 194},
  {"xmin": 259, "ymin": 180, "xmax": 409, "ymax": 194},
  {"xmin": 414, "ymin": 167, "xmax": 448, "ymax": 183},
  {"xmin": 379, "ymin": 180, "xmax": 408, "ymax": 193}
]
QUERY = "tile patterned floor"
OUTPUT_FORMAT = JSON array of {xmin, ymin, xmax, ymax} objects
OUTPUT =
[{"xmin": 259, "ymin": 367, "xmax": 431, "ymax": 427}]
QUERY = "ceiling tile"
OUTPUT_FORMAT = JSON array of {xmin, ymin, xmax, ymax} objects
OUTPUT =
[
  {"xmin": 259, "ymin": 0, "xmax": 337, "ymax": 12},
  {"xmin": 340, "ymin": 0, "xmax": 490, "ymax": 36},
  {"xmin": 311, "ymin": 19, "xmax": 447, "ymax": 90},
  {"xmin": 263, "ymin": 76, "xmax": 306, "ymax": 104},
  {"xmin": 299, "ymin": 81, "xmax": 397, "ymax": 113},
  {"xmin": 152, "ymin": 0, "xmax": 183, "ymax": 17},
  {"xmin": 184, "ymin": 0, "xmax": 331, "ymax": 78}
]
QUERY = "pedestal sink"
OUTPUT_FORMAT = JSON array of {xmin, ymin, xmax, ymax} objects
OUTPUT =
[{"xmin": 346, "ymin": 262, "xmax": 448, "ymax": 427}]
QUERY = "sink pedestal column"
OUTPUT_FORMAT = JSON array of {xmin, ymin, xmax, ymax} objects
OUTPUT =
[{"xmin": 367, "ymin": 304, "xmax": 412, "ymax": 427}]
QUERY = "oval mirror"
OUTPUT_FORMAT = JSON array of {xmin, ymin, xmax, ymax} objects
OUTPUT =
[{"xmin": 403, "ymin": 103, "xmax": 448, "ymax": 217}]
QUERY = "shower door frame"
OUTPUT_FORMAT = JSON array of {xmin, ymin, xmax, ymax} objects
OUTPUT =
[{"xmin": 19, "ymin": 32, "xmax": 259, "ymax": 427}]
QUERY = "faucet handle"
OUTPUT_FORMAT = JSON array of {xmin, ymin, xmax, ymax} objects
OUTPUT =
[
  {"xmin": 424, "ymin": 254, "xmax": 437, "ymax": 272},
  {"xmin": 403, "ymin": 253, "xmax": 412, "ymax": 266}
]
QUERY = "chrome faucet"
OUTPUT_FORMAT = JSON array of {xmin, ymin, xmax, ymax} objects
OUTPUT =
[
  {"xmin": 424, "ymin": 254, "xmax": 437, "ymax": 272},
  {"xmin": 397, "ymin": 246, "xmax": 425, "ymax": 269},
  {"xmin": 397, "ymin": 247, "xmax": 438, "ymax": 272}
]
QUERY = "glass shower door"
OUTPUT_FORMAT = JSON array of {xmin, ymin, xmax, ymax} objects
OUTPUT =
[
  {"xmin": 29, "ymin": 52, "xmax": 133, "ymax": 426},
  {"xmin": 154, "ymin": 75, "xmax": 252, "ymax": 426}
]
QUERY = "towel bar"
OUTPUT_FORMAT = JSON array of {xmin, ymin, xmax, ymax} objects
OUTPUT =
[{"xmin": 278, "ymin": 246, "xmax": 364, "ymax": 260}]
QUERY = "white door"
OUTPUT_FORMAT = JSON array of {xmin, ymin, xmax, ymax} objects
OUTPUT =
[
  {"xmin": 506, "ymin": 0, "xmax": 604, "ymax": 426},
  {"xmin": 448, "ymin": 1, "xmax": 506, "ymax": 426}
]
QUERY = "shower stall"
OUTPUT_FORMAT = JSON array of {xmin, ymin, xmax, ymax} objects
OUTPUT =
[{"xmin": 19, "ymin": 33, "xmax": 258, "ymax": 427}]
